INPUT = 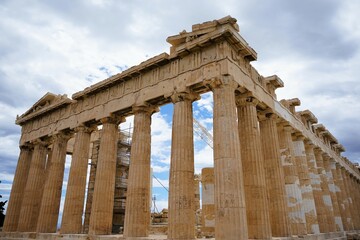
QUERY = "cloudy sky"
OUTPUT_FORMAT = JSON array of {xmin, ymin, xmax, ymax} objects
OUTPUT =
[{"xmin": 1, "ymin": 0, "xmax": 359, "ymax": 222}]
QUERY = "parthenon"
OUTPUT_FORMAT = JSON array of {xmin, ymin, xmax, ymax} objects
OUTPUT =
[{"xmin": 1, "ymin": 16, "xmax": 360, "ymax": 240}]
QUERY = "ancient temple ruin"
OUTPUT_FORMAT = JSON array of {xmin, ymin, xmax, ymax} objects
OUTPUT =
[{"xmin": 1, "ymin": 16, "xmax": 360, "ymax": 240}]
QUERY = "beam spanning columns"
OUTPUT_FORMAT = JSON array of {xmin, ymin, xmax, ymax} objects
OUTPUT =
[
  {"xmin": 207, "ymin": 76, "xmax": 248, "ymax": 240},
  {"xmin": 323, "ymin": 155, "xmax": 344, "ymax": 231},
  {"xmin": 277, "ymin": 123, "xmax": 306, "ymax": 236},
  {"xmin": 333, "ymin": 163, "xmax": 352, "ymax": 231},
  {"xmin": 124, "ymin": 104, "xmax": 158, "ymax": 238},
  {"xmin": 37, "ymin": 131, "xmax": 72, "ymax": 233},
  {"xmin": 2, "ymin": 144, "xmax": 33, "ymax": 232},
  {"xmin": 236, "ymin": 96, "xmax": 271, "ymax": 239},
  {"xmin": 313, "ymin": 149, "xmax": 336, "ymax": 232},
  {"xmin": 17, "ymin": 140, "xmax": 48, "ymax": 232},
  {"xmin": 292, "ymin": 135, "xmax": 319, "ymax": 234},
  {"xmin": 61, "ymin": 125, "xmax": 95, "ymax": 234},
  {"xmin": 88, "ymin": 115, "xmax": 124, "ymax": 235},
  {"xmin": 167, "ymin": 91, "xmax": 199, "ymax": 240},
  {"xmin": 259, "ymin": 113, "xmax": 290, "ymax": 237},
  {"xmin": 305, "ymin": 142, "xmax": 328, "ymax": 233}
]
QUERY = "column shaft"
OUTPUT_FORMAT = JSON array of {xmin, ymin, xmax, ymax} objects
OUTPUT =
[
  {"xmin": 314, "ymin": 149, "xmax": 336, "ymax": 232},
  {"xmin": 17, "ymin": 141, "xmax": 47, "ymax": 232},
  {"xmin": 334, "ymin": 164, "xmax": 352, "ymax": 231},
  {"xmin": 323, "ymin": 156, "xmax": 343, "ymax": 231},
  {"xmin": 2, "ymin": 145, "xmax": 33, "ymax": 232},
  {"xmin": 88, "ymin": 117, "xmax": 120, "ymax": 235},
  {"xmin": 61, "ymin": 126, "xmax": 93, "ymax": 234},
  {"xmin": 277, "ymin": 125, "xmax": 306, "ymax": 235},
  {"xmin": 124, "ymin": 106, "xmax": 154, "ymax": 237},
  {"xmin": 259, "ymin": 114, "xmax": 290, "ymax": 237},
  {"xmin": 37, "ymin": 132, "xmax": 71, "ymax": 233},
  {"xmin": 305, "ymin": 144, "xmax": 328, "ymax": 233},
  {"xmin": 348, "ymin": 176, "xmax": 360, "ymax": 229},
  {"xmin": 237, "ymin": 97, "xmax": 271, "ymax": 239},
  {"xmin": 168, "ymin": 92, "xmax": 197, "ymax": 240},
  {"xmin": 340, "ymin": 168, "xmax": 354, "ymax": 230},
  {"xmin": 212, "ymin": 77, "xmax": 248, "ymax": 240},
  {"xmin": 293, "ymin": 137, "xmax": 319, "ymax": 234}
]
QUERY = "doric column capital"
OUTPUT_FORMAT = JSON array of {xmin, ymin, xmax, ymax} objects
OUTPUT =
[
  {"xmin": 292, "ymin": 132, "xmax": 305, "ymax": 141},
  {"xmin": 313, "ymin": 146, "xmax": 322, "ymax": 153},
  {"xmin": 304, "ymin": 139, "xmax": 314, "ymax": 147},
  {"xmin": 169, "ymin": 90, "xmax": 200, "ymax": 103},
  {"xmin": 258, "ymin": 110, "xmax": 278, "ymax": 122},
  {"xmin": 235, "ymin": 96, "xmax": 259, "ymax": 107},
  {"xmin": 100, "ymin": 114, "xmax": 125, "ymax": 125},
  {"xmin": 132, "ymin": 103, "xmax": 159, "ymax": 115},
  {"xmin": 74, "ymin": 123, "xmax": 97, "ymax": 134},
  {"xmin": 31, "ymin": 138, "xmax": 50, "ymax": 147},
  {"xmin": 322, "ymin": 152, "xmax": 330, "ymax": 160},
  {"xmin": 51, "ymin": 130, "xmax": 74, "ymax": 142},
  {"xmin": 19, "ymin": 142, "xmax": 34, "ymax": 151},
  {"xmin": 204, "ymin": 75, "xmax": 238, "ymax": 90}
]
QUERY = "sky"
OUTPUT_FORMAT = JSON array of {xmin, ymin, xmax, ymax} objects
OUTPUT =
[{"xmin": 1, "ymin": 0, "xmax": 360, "ymax": 224}]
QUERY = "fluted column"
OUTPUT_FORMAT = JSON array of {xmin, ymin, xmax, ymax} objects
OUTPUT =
[
  {"xmin": 167, "ymin": 91, "xmax": 198, "ymax": 240},
  {"xmin": 17, "ymin": 140, "xmax": 48, "ymax": 232},
  {"xmin": 236, "ymin": 96, "xmax": 271, "ymax": 239},
  {"xmin": 313, "ymin": 149, "xmax": 336, "ymax": 232},
  {"xmin": 333, "ymin": 163, "xmax": 352, "ymax": 231},
  {"xmin": 342, "ymin": 170, "xmax": 358, "ymax": 229},
  {"xmin": 277, "ymin": 124, "xmax": 306, "ymax": 235},
  {"xmin": 293, "ymin": 135, "xmax": 319, "ymax": 234},
  {"xmin": 201, "ymin": 168, "xmax": 215, "ymax": 237},
  {"xmin": 340, "ymin": 168, "xmax": 354, "ymax": 230},
  {"xmin": 346, "ymin": 175, "xmax": 360, "ymax": 230},
  {"xmin": 124, "ymin": 104, "xmax": 157, "ymax": 238},
  {"xmin": 259, "ymin": 113, "xmax": 290, "ymax": 237},
  {"xmin": 323, "ymin": 155, "xmax": 343, "ymax": 231},
  {"xmin": 3, "ymin": 144, "xmax": 33, "ymax": 232},
  {"xmin": 209, "ymin": 76, "xmax": 248, "ymax": 240},
  {"xmin": 352, "ymin": 177, "xmax": 360, "ymax": 230},
  {"xmin": 88, "ymin": 116, "xmax": 123, "ymax": 235},
  {"xmin": 305, "ymin": 142, "xmax": 328, "ymax": 233},
  {"xmin": 61, "ymin": 125, "xmax": 95, "ymax": 234},
  {"xmin": 37, "ymin": 131, "xmax": 72, "ymax": 233}
]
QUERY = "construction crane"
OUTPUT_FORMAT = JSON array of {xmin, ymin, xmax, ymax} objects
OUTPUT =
[{"xmin": 193, "ymin": 118, "xmax": 213, "ymax": 149}]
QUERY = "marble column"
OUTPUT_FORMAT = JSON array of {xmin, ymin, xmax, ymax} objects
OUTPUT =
[
  {"xmin": 292, "ymin": 135, "xmax": 319, "ymax": 234},
  {"xmin": 17, "ymin": 140, "xmax": 48, "ymax": 232},
  {"xmin": 2, "ymin": 144, "xmax": 33, "ymax": 232},
  {"xmin": 340, "ymin": 168, "xmax": 354, "ymax": 230},
  {"xmin": 259, "ymin": 113, "xmax": 290, "ymax": 237},
  {"xmin": 201, "ymin": 167, "xmax": 215, "ymax": 238},
  {"xmin": 124, "ymin": 104, "xmax": 157, "ymax": 238},
  {"xmin": 88, "ymin": 116, "xmax": 123, "ymax": 235},
  {"xmin": 210, "ymin": 76, "xmax": 248, "ymax": 240},
  {"xmin": 61, "ymin": 125, "xmax": 94, "ymax": 234},
  {"xmin": 305, "ymin": 142, "xmax": 328, "ymax": 233},
  {"xmin": 167, "ymin": 91, "xmax": 198, "ymax": 240},
  {"xmin": 313, "ymin": 149, "xmax": 336, "ymax": 232},
  {"xmin": 236, "ymin": 96, "xmax": 271, "ymax": 239},
  {"xmin": 349, "ymin": 176, "xmax": 360, "ymax": 229},
  {"xmin": 333, "ymin": 163, "xmax": 352, "ymax": 231},
  {"xmin": 37, "ymin": 131, "xmax": 72, "ymax": 233},
  {"xmin": 277, "ymin": 124, "xmax": 306, "ymax": 236},
  {"xmin": 323, "ymin": 155, "xmax": 343, "ymax": 231}
]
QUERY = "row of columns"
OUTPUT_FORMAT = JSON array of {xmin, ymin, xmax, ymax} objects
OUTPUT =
[{"xmin": 3, "ymin": 76, "xmax": 360, "ymax": 239}]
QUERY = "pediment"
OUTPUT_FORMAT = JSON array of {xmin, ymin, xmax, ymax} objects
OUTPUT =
[{"xmin": 16, "ymin": 92, "xmax": 72, "ymax": 125}]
